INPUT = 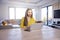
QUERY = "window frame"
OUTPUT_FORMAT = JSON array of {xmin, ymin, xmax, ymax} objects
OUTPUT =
[
  {"xmin": 8, "ymin": 7, "xmax": 36, "ymax": 19},
  {"xmin": 41, "ymin": 5, "xmax": 53, "ymax": 25}
]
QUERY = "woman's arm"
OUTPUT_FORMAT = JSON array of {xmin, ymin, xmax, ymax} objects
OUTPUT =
[
  {"xmin": 35, "ymin": 21, "xmax": 43, "ymax": 23},
  {"xmin": 31, "ymin": 18, "xmax": 43, "ymax": 23},
  {"xmin": 20, "ymin": 17, "xmax": 24, "ymax": 28}
]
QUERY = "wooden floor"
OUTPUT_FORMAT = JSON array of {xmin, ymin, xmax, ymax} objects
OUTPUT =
[{"xmin": 0, "ymin": 26, "xmax": 60, "ymax": 40}]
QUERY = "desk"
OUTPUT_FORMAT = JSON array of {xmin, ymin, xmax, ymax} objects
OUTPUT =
[
  {"xmin": 0, "ymin": 28, "xmax": 22, "ymax": 40},
  {"xmin": 0, "ymin": 25, "xmax": 60, "ymax": 40}
]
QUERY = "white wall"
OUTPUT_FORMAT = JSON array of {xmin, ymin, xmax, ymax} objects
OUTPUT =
[
  {"xmin": 0, "ymin": 4, "xmax": 8, "ymax": 19},
  {"xmin": 35, "ymin": 7, "xmax": 41, "ymax": 21}
]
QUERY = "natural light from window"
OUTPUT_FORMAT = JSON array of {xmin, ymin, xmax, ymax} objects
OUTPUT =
[
  {"xmin": 41, "ymin": 7, "xmax": 47, "ymax": 21},
  {"xmin": 9, "ymin": 8, "xmax": 15, "ymax": 19},
  {"xmin": 16, "ymin": 8, "xmax": 26, "ymax": 19},
  {"xmin": 9, "ymin": 8, "xmax": 36, "ymax": 19}
]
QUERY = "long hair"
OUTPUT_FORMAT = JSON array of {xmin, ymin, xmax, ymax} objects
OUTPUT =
[{"xmin": 24, "ymin": 8, "xmax": 33, "ymax": 26}]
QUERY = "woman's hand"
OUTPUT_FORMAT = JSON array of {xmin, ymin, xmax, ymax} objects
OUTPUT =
[
  {"xmin": 35, "ymin": 21, "xmax": 43, "ymax": 23},
  {"xmin": 24, "ymin": 26, "xmax": 30, "ymax": 32},
  {"xmin": 21, "ymin": 27, "xmax": 27, "ymax": 30}
]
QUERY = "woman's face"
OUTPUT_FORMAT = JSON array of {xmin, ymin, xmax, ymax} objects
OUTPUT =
[{"xmin": 27, "ymin": 10, "xmax": 32, "ymax": 17}]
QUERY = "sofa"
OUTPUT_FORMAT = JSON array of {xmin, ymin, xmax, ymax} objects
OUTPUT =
[{"xmin": 0, "ymin": 19, "xmax": 21, "ymax": 29}]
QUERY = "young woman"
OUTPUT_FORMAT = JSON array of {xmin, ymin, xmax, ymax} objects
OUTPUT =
[{"xmin": 20, "ymin": 8, "xmax": 35, "ymax": 31}]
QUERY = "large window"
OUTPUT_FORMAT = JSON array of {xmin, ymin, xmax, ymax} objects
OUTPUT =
[
  {"xmin": 9, "ymin": 8, "xmax": 36, "ymax": 19},
  {"xmin": 41, "ymin": 7, "xmax": 47, "ymax": 22},
  {"xmin": 16, "ymin": 8, "xmax": 26, "ymax": 19},
  {"xmin": 48, "ymin": 6, "xmax": 53, "ymax": 25},
  {"xmin": 41, "ymin": 6, "xmax": 53, "ymax": 25},
  {"xmin": 9, "ymin": 8, "xmax": 15, "ymax": 19}
]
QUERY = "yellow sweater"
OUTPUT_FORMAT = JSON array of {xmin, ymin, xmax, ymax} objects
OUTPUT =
[{"xmin": 20, "ymin": 17, "xmax": 35, "ymax": 28}]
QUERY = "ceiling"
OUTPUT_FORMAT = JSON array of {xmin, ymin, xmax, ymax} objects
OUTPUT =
[{"xmin": 8, "ymin": 0, "xmax": 42, "ymax": 4}]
